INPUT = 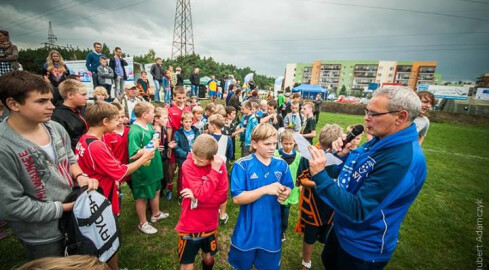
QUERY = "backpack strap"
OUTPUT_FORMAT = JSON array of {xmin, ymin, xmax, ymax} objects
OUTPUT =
[
  {"xmin": 97, "ymin": 229, "xmax": 120, "ymax": 256},
  {"xmin": 76, "ymin": 199, "xmax": 111, "ymax": 227}
]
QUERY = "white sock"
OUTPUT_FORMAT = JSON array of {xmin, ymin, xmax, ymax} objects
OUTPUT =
[{"xmin": 302, "ymin": 260, "xmax": 312, "ymax": 268}]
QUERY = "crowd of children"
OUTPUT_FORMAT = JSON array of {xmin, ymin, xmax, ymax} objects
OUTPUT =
[{"xmin": 0, "ymin": 71, "xmax": 378, "ymax": 270}]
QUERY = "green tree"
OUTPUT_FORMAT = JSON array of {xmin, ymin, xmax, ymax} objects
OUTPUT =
[{"xmin": 339, "ymin": 85, "xmax": 347, "ymax": 96}]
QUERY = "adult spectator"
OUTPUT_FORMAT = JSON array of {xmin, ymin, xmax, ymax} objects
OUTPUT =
[
  {"xmin": 0, "ymin": 30, "xmax": 19, "ymax": 76},
  {"xmin": 168, "ymin": 65, "xmax": 177, "ymax": 91},
  {"xmin": 414, "ymin": 91, "xmax": 435, "ymax": 145},
  {"xmin": 307, "ymin": 87, "xmax": 426, "ymax": 270},
  {"xmin": 248, "ymin": 90, "xmax": 260, "ymax": 104},
  {"xmin": 85, "ymin": 42, "xmax": 106, "ymax": 88},
  {"xmin": 189, "ymin": 68, "xmax": 200, "ymax": 97},
  {"xmin": 150, "ymin": 58, "xmax": 165, "ymax": 102},
  {"xmin": 221, "ymin": 74, "xmax": 227, "ymax": 97},
  {"xmin": 229, "ymin": 88, "xmax": 241, "ymax": 113},
  {"xmin": 314, "ymin": 93, "xmax": 323, "ymax": 124},
  {"xmin": 113, "ymin": 82, "xmax": 143, "ymax": 123},
  {"xmin": 226, "ymin": 84, "xmax": 235, "ymax": 106},
  {"xmin": 43, "ymin": 50, "xmax": 69, "ymax": 105},
  {"xmin": 175, "ymin": 67, "xmax": 184, "ymax": 86},
  {"xmin": 109, "ymin": 47, "xmax": 128, "ymax": 99}
]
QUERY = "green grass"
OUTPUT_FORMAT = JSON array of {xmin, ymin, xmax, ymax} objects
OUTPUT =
[{"xmin": 1, "ymin": 112, "xmax": 488, "ymax": 270}]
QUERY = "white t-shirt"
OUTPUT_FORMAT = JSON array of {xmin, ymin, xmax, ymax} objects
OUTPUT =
[{"xmin": 414, "ymin": 116, "xmax": 430, "ymax": 137}]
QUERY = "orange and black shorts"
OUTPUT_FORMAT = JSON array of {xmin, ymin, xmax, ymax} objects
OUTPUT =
[{"xmin": 177, "ymin": 230, "xmax": 218, "ymax": 264}]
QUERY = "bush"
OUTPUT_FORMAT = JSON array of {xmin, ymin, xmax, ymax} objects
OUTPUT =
[{"xmin": 321, "ymin": 102, "xmax": 366, "ymax": 115}]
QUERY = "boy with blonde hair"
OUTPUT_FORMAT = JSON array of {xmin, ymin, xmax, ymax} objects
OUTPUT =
[
  {"xmin": 175, "ymin": 135, "xmax": 229, "ymax": 270},
  {"xmin": 52, "ymin": 79, "xmax": 89, "ymax": 150},
  {"xmin": 128, "ymin": 101, "xmax": 169, "ymax": 234},
  {"xmin": 229, "ymin": 123, "xmax": 293, "ymax": 270},
  {"xmin": 296, "ymin": 124, "xmax": 343, "ymax": 270},
  {"xmin": 192, "ymin": 105, "xmax": 205, "ymax": 134},
  {"xmin": 93, "ymin": 86, "xmax": 109, "ymax": 102},
  {"xmin": 275, "ymin": 129, "xmax": 301, "ymax": 242},
  {"xmin": 346, "ymin": 124, "xmax": 363, "ymax": 150}
]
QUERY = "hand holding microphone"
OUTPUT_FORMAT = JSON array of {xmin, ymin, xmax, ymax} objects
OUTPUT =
[{"xmin": 332, "ymin": 124, "xmax": 364, "ymax": 157}]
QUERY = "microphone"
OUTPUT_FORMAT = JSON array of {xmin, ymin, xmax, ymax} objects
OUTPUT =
[{"xmin": 343, "ymin": 125, "xmax": 364, "ymax": 146}]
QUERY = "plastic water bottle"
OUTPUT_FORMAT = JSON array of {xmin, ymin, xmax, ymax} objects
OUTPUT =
[{"xmin": 143, "ymin": 140, "xmax": 154, "ymax": 166}]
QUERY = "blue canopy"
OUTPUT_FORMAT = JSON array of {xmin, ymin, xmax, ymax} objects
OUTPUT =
[{"xmin": 292, "ymin": 84, "xmax": 328, "ymax": 99}]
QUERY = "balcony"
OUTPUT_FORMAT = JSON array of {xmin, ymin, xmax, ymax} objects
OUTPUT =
[
  {"xmin": 354, "ymin": 65, "xmax": 378, "ymax": 72},
  {"xmin": 321, "ymin": 65, "xmax": 341, "ymax": 70},
  {"xmin": 396, "ymin": 75, "xmax": 410, "ymax": 80},
  {"xmin": 397, "ymin": 66, "xmax": 412, "ymax": 72},
  {"xmin": 321, "ymin": 71, "xmax": 340, "ymax": 77},
  {"xmin": 354, "ymin": 72, "xmax": 377, "ymax": 78},
  {"xmin": 419, "ymin": 66, "xmax": 436, "ymax": 74}
]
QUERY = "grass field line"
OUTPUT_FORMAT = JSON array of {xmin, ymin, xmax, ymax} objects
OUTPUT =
[{"xmin": 423, "ymin": 148, "xmax": 489, "ymax": 161}]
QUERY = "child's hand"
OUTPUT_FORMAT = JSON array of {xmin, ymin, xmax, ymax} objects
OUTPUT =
[
  {"xmin": 158, "ymin": 145, "xmax": 165, "ymax": 152},
  {"xmin": 180, "ymin": 188, "xmax": 196, "ymax": 201},
  {"xmin": 141, "ymin": 148, "xmax": 155, "ymax": 162},
  {"xmin": 211, "ymin": 155, "xmax": 223, "ymax": 172},
  {"xmin": 265, "ymin": 182, "xmax": 285, "ymax": 197},
  {"xmin": 168, "ymin": 141, "xmax": 177, "ymax": 149},
  {"xmin": 130, "ymin": 149, "xmax": 144, "ymax": 160},
  {"xmin": 277, "ymin": 187, "xmax": 291, "ymax": 203}
]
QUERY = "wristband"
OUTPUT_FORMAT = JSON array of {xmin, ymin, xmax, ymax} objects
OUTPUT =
[{"xmin": 75, "ymin": 173, "xmax": 88, "ymax": 181}]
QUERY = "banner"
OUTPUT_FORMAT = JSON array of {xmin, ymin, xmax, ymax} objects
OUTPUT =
[
  {"xmin": 244, "ymin": 73, "xmax": 254, "ymax": 83},
  {"xmin": 65, "ymin": 57, "xmax": 134, "ymax": 97},
  {"xmin": 274, "ymin": 76, "xmax": 284, "ymax": 97}
]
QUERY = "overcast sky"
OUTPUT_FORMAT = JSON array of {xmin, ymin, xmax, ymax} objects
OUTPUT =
[{"xmin": 1, "ymin": 0, "xmax": 489, "ymax": 81}]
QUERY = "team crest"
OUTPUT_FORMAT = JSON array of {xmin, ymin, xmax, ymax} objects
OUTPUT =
[{"xmin": 274, "ymin": 171, "xmax": 282, "ymax": 181}]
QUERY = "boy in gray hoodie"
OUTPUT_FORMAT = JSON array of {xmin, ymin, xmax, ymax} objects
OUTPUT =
[{"xmin": 0, "ymin": 71, "xmax": 98, "ymax": 261}]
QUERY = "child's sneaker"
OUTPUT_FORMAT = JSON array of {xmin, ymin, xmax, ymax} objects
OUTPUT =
[
  {"xmin": 281, "ymin": 233, "xmax": 286, "ymax": 242},
  {"xmin": 219, "ymin": 213, "xmax": 229, "ymax": 225},
  {"xmin": 165, "ymin": 191, "xmax": 172, "ymax": 201},
  {"xmin": 138, "ymin": 222, "xmax": 157, "ymax": 234},
  {"xmin": 150, "ymin": 211, "xmax": 170, "ymax": 223}
]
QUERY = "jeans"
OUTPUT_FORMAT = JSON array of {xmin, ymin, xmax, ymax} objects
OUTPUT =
[
  {"xmin": 154, "ymin": 79, "xmax": 162, "ymax": 102},
  {"xmin": 191, "ymin": 84, "xmax": 198, "ymax": 97},
  {"xmin": 114, "ymin": 76, "xmax": 125, "ymax": 98},
  {"xmin": 92, "ymin": 73, "xmax": 99, "ymax": 88},
  {"xmin": 164, "ymin": 88, "xmax": 171, "ymax": 104},
  {"xmin": 21, "ymin": 239, "xmax": 65, "ymax": 261}
]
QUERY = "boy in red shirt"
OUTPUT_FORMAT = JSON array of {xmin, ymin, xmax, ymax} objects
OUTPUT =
[
  {"xmin": 75, "ymin": 102, "xmax": 154, "ymax": 270},
  {"xmin": 76, "ymin": 102, "xmax": 155, "ymax": 215},
  {"xmin": 175, "ymin": 134, "xmax": 229, "ymax": 270},
  {"xmin": 166, "ymin": 86, "xmax": 191, "ymax": 201}
]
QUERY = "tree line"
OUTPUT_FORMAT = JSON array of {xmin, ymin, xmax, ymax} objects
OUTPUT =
[{"xmin": 18, "ymin": 44, "xmax": 275, "ymax": 88}]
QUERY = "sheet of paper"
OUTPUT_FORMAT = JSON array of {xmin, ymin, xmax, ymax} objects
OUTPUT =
[{"xmin": 292, "ymin": 133, "xmax": 343, "ymax": 166}]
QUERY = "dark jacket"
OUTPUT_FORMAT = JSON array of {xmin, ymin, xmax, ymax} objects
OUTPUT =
[
  {"xmin": 109, "ymin": 56, "xmax": 128, "ymax": 80},
  {"xmin": 176, "ymin": 73, "xmax": 184, "ymax": 86},
  {"xmin": 173, "ymin": 126, "xmax": 200, "ymax": 166},
  {"xmin": 51, "ymin": 104, "xmax": 88, "ymax": 151},
  {"xmin": 150, "ymin": 63, "xmax": 165, "ymax": 81},
  {"xmin": 229, "ymin": 94, "xmax": 240, "ymax": 112},
  {"xmin": 189, "ymin": 72, "xmax": 200, "ymax": 86}
]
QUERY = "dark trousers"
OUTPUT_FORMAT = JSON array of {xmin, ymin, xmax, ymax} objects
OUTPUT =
[
  {"xmin": 21, "ymin": 239, "xmax": 65, "ymax": 261},
  {"xmin": 280, "ymin": 204, "xmax": 290, "ymax": 234},
  {"xmin": 322, "ymin": 227, "xmax": 389, "ymax": 270},
  {"xmin": 314, "ymin": 111, "xmax": 320, "ymax": 124}
]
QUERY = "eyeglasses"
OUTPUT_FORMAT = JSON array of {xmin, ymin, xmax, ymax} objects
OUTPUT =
[{"xmin": 364, "ymin": 109, "xmax": 400, "ymax": 118}]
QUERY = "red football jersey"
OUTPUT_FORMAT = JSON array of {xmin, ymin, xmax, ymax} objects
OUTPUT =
[{"xmin": 75, "ymin": 134, "xmax": 128, "ymax": 215}]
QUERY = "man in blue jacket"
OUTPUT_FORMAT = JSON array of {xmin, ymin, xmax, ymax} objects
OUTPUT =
[
  {"xmin": 307, "ymin": 87, "xmax": 427, "ymax": 270},
  {"xmin": 85, "ymin": 42, "xmax": 106, "ymax": 88}
]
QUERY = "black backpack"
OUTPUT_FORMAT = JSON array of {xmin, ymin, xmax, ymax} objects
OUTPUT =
[{"xmin": 59, "ymin": 186, "xmax": 120, "ymax": 262}]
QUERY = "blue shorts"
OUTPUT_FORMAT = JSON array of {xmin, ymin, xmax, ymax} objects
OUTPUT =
[
  {"xmin": 209, "ymin": 91, "xmax": 217, "ymax": 97},
  {"xmin": 228, "ymin": 245, "xmax": 281, "ymax": 270}
]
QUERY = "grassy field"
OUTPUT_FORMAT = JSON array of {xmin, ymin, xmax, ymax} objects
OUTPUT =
[{"xmin": 1, "ymin": 112, "xmax": 488, "ymax": 270}]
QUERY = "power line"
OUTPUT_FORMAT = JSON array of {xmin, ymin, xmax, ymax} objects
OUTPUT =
[
  {"xmin": 4, "ymin": 0, "xmax": 97, "ymax": 29},
  {"xmin": 14, "ymin": 0, "xmax": 152, "ymax": 39},
  {"xmin": 302, "ymin": 0, "xmax": 489, "ymax": 22}
]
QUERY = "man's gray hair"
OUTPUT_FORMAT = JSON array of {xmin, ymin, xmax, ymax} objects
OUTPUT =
[{"xmin": 372, "ymin": 87, "xmax": 421, "ymax": 122}]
